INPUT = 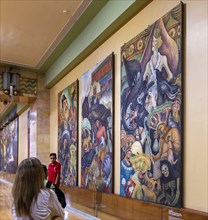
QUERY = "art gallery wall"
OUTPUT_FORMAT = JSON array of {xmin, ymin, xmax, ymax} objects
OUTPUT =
[{"xmin": 49, "ymin": 0, "xmax": 207, "ymax": 212}]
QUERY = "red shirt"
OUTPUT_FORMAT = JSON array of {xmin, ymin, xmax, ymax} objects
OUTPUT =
[{"xmin": 48, "ymin": 161, "xmax": 61, "ymax": 187}]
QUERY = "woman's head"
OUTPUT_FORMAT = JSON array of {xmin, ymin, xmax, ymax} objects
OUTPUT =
[{"xmin": 12, "ymin": 157, "xmax": 45, "ymax": 217}]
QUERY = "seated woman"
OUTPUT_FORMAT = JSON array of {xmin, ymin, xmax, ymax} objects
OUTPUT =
[{"xmin": 12, "ymin": 157, "xmax": 64, "ymax": 220}]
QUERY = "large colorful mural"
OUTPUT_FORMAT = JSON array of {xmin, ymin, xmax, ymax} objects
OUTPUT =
[
  {"xmin": 0, "ymin": 107, "xmax": 18, "ymax": 174},
  {"xmin": 120, "ymin": 3, "xmax": 182, "ymax": 207},
  {"xmin": 58, "ymin": 80, "xmax": 78, "ymax": 186},
  {"xmin": 81, "ymin": 53, "xmax": 114, "ymax": 193}
]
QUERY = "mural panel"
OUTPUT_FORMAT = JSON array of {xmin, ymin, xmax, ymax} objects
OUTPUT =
[
  {"xmin": 81, "ymin": 53, "xmax": 114, "ymax": 193},
  {"xmin": 58, "ymin": 80, "xmax": 78, "ymax": 186},
  {"xmin": 0, "ymin": 108, "xmax": 18, "ymax": 174},
  {"xmin": 120, "ymin": 3, "xmax": 183, "ymax": 207}
]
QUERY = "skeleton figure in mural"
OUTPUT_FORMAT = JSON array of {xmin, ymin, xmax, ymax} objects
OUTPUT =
[
  {"xmin": 157, "ymin": 160, "xmax": 180, "ymax": 207},
  {"xmin": 151, "ymin": 123, "xmax": 181, "ymax": 180}
]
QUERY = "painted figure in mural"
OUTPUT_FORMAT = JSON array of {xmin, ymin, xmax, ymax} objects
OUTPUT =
[
  {"xmin": 125, "ymin": 154, "xmax": 157, "ymax": 202},
  {"xmin": 89, "ymin": 104, "xmax": 111, "ymax": 170},
  {"xmin": 151, "ymin": 123, "xmax": 181, "ymax": 180},
  {"xmin": 59, "ymin": 131, "xmax": 70, "ymax": 185},
  {"xmin": 69, "ymin": 143, "xmax": 77, "ymax": 186},
  {"xmin": 120, "ymin": 147, "xmax": 134, "ymax": 196},
  {"xmin": 8, "ymin": 121, "xmax": 15, "ymax": 163},
  {"xmin": 121, "ymin": 57, "xmax": 154, "ymax": 135},
  {"xmin": 0, "ymin": 131, "xmax": 7, "ymax": 170},
  {"xmin": 99, "ymin": 153, "xmax": 111, "ymax": 193},
  {"xmin": 60, "ymin": 94, "xmax": 70, "ymax": 131},
  {"xmin": 68, "ymin": 85, "xmax": 77, "ymax": 140},
  {"xmin": 81, "ymin": 127, "xmax": 96, "ymax": 188},
  {"xmin": 92, "ymin": 118, "xmax": 108, "ymax": 178},
  {"xmin": 61, "ymin": 94, "xmax": 69, "ymax": 131},
  {"xmin": 157, "ymin": 160, "xmax": 180, "ymax": 207},
  {"xmin": 143, "ymin": 28, "xmax": 174, "ymax": 109}
]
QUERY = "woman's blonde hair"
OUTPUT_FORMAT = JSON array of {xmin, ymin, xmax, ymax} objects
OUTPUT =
[{"xmin": 12, "ymin": 157, "xmax": 45, "ymax": 217}]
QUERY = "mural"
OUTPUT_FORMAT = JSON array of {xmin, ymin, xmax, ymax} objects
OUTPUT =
[
  {"xmin": 58, "ymin": 80, "xmax": 78, "ymax": 186},
  {"xmin": 120, "ymin": 3, "xmax": 183, "ymax": 207},
  {"xmin": 0, "ymin": 108, "xmax": 18, "ymax": 174},
  {"xmin": 81, "ymin": 53, "xmax": 114, "ymax": 193}
]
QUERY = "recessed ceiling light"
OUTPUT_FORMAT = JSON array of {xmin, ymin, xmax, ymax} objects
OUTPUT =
[{"xmin": 62, "ymin": 9, "xmax": 69, "ymax": 14}]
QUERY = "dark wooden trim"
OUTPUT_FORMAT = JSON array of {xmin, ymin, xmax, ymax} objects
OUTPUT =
[{"xmin": 62, "ymin": 186, "xmax": 208, "ymax": 220}]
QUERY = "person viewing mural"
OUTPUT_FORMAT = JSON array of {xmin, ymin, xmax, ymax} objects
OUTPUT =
[
  {"xmin": 48, "ymin": 153, "xmax": 61, "ymax": 187},
  {"xmin": 12, "ymin": 157, "xmax": 64, "ymax": 219}
]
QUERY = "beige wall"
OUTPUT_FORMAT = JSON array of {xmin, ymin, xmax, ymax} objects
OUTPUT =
[
  {"xmin": 18, "ymin": 108, "xmax": 29, "ymax": 163},
  {"xmin": 50, "ymin": 0, "xmax": 208, "ymax": 212}
]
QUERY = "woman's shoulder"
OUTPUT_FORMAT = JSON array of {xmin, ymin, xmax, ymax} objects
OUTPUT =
[{"xmin": 39, "ymin": 188, "xmax": 56, "ymax": 199}]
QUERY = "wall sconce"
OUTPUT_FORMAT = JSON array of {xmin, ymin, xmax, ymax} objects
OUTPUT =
[{"xmin": 3, "ymin": 71, "xmax": 20, "ymax": 97}]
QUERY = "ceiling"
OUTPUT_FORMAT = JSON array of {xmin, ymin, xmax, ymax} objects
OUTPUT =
[
  {"xmin": 0, "ymin": 0, "xmax": 91, "ymax": 70},
  {"xmin": 0, "ymin": 0, "xmax": 96, "ymax": 115},
  {"xmin": 0, "ymin": 0, "xmax": 152, "ymax": 116}
]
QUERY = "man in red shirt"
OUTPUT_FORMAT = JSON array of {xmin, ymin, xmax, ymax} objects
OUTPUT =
[{"xmin": 48, "ymin": 153, "xmax": 61, "ymax": 187}]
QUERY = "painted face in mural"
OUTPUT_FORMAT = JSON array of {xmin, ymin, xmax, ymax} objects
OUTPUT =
[
  {"xmin": 63, "ymin": 98, "xmax": 69, "ymax": 119},
  {"xmin": 157, "ymin": 123, "xmax": 166, "ymax": 137},
  {"xmin": 152, "ymin": 36, "xmax": 159, "ymax": 51},
  {"xmin": 95, "ymin": 119, "xmax": 100, "ymax": 128},
  {"xmin": 125, "ymin": 150, "xmax": 131, "ymax": 164},
  {"xmin": 63, "ymin": 138, "xmax": 68, "ymax": 150},
  {"xmin": 161, "ymin": 164, "xmax": 169, "ymax": 177}
]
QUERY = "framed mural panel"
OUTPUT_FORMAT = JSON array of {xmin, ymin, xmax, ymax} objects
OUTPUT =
[
  {"xmin": 80, "ymin": 53, "xmax": 114, "ymax": 193},
  {"xmin": 58, "ymin": 80, "xmax": 78, "ymax": 186},
  {"xmin": 120, "ymin": 3, "xmax": 183, "ymax": 208},
  {"xmin": 0, "ymin": 107, "xmax": 18, "ymax": 174}
]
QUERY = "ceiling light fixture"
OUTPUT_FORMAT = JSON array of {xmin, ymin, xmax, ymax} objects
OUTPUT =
[{"xmin": 3, "ymin": 68, "xmax": 20, "ymax": 97}]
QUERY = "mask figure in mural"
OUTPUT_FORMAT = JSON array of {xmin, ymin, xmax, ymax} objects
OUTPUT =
[
  {"xmin": 151, "ymin": 123, "xmax": 181, "ymax": 180},
  {"xmin": 120, "ymin": 147, "xmax": 134, "ymax": 196},
  {"xmin": 157, "ymin": 160, "xmax": 180, "ymax": 207}
]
